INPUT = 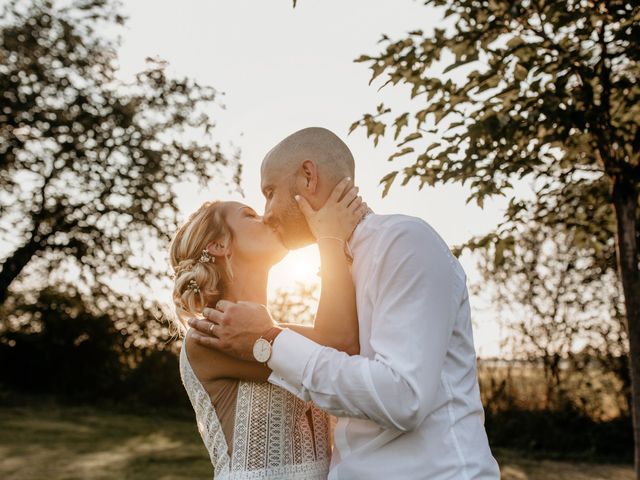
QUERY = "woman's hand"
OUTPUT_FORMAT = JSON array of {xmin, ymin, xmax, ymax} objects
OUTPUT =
[
  {"xmin": 295, "ymin": 177, "xmax": 368, "ymax": 242},
  {"xmin": 294, "ymin": 177, "xmax": 362, "ymax": 356}
]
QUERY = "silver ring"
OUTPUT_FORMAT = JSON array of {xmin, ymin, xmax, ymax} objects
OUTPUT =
[{"xmin": 209, "ymin": 323, "xmax": 215, "ymax": 334}]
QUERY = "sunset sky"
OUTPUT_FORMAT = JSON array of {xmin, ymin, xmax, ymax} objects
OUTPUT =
[{"xmin": 115, "ymin": 0, "xmax": 516, "ymax": 357}]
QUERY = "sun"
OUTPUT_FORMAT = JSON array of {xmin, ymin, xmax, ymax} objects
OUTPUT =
[{"xmin": 268, "ymin": 245, "xmax": 320, "ymax": 296}]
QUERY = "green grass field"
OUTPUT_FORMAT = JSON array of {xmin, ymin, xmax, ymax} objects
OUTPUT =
[{"xmin": 0, "ymin": 405, "xmax": 633, "ymax": 480}]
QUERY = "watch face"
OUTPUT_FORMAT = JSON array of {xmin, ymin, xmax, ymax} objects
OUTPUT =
[{"xmin": 253, "ymin": 338, "xmax": 272, "ymax": 363}]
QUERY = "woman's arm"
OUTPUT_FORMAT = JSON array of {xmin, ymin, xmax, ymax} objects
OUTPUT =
[
  {"xmin": 187, "ymin": 242, "xmax": 358, "ymax": 383},
  {"xmin": 188, "ymin": 178, "xmax": 366, "ymax": 382},
  {"xmin": 189, "ymin": 236, "xmax": 357, "ymax": 383},
  {"xmin": 281, "ymin": 238, "xmax": 359, "ymax": 354},
  {"xmin": 280, "ymin": 178, "xmax": 366, "ymax": 355}
]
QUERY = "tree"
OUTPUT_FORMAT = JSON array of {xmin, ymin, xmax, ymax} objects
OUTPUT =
[
  {"xmin": 0, "ymin": 0, "xmax": 239, "ymax": 304},
  {"xmin": 0, "ymin": 286, "xmax": 124, "ymax": 398},
  {"xmin": 0, "ymin": 284, "xmax": 189, "ymax": 406},
  {"xmin": 351, "ymin": 0, "xmax": 640, "ymax": 471},
  {"xmin": 476, "ymin": 218, "xmax": 629, "ymax": 418},
  {"xmin": 269, "ymin": 282, "xmax": 319, "ymax": 326}
]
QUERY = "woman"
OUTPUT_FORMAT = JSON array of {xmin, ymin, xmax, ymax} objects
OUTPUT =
[{"xmin": 169, "ymin": 179, "xmax": 365, "ymax": 479}]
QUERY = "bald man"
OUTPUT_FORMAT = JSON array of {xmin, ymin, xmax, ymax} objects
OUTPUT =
[
  {"xmin": 260, "ymin": 127, "xmax": 356, "ymax": 249},
  {"xmin": 191, "ymin": 127, "xmax": 500, "ymax": 479}
]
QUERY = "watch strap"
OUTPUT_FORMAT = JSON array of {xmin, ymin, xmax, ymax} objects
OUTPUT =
[{"xmin": 261, "ymin": 326, "xmax": 283, "ymax": 345}]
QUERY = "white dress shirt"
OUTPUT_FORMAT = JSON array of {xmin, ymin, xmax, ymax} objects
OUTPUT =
[{"xmin": 268, "ymin": 214, "xmax": 500, "ymax": 479}]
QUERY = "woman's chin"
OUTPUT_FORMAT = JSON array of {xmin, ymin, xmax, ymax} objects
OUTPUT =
[
  {"xmin": 250, "ymin": 243, "xmax": 288, "ymax": 268},
  {"xmin": 271, "ymin": 247, "xmax": 288, "ymax": 266}
]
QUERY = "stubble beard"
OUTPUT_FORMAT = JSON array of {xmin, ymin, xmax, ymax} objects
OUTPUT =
[{"xmin": 277, "ymin": 191, "xmax": 315, "ymax": 250}]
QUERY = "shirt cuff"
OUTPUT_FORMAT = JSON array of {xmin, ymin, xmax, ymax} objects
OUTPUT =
[{"xmin": 267, "ymin": 328, "xmax": 322, "ymax": 390}]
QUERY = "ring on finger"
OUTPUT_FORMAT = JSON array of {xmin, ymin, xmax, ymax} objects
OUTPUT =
[{"xmin": 209, "ymin": 323, "xmax": 215, "ymax": 334}]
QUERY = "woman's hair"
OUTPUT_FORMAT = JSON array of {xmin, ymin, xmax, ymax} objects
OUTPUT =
[{"xmin": 169, "ymin": 201, "xmax": 233, "ymax": 329}]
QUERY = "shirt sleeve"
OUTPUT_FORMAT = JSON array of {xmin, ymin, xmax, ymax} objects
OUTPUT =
[{"xmin": 267, "ymin": 220, "xmax": 465, "ymax": 432}]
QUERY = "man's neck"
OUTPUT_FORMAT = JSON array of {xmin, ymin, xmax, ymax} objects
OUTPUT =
[
  {"xmin": 349, "ymin": 207, "xmax": 374, "ymax": 243},
  {"xmin": 223, "ymin": 262, "xmax": 269, "ymax": 305}
]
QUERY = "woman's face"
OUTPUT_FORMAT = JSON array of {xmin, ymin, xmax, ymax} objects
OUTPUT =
[{"xmin": 223, "ymin": 202, "xmax": 288, "ymax": 266}]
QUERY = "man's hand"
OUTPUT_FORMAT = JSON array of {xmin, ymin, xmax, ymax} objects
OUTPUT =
[{"xmin": 188, "ymin": 300, "xmax": 277, "ymax": 361}]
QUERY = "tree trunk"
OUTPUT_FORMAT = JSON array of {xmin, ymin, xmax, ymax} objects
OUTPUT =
[
  {"xmin": 612, "ymin": 177, "xmax": 640, "ymax": 478},
  {"xmin": 0, "ymin": 235, "xmax": 43, "ymax": 305}
]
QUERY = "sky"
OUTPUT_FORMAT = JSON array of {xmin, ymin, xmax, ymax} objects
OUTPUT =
[{"xmin": 114, "ymin": 0, "xmax": 510, "ymax": 357}]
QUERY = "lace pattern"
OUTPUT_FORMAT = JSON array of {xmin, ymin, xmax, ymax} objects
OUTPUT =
[
  {"xmin": 180, "ymin": 346, "xmax": 232, "ymax": 476},
  {"xmin": 179, "ymin": 345, "xmax": 331, "ymax": 479}
]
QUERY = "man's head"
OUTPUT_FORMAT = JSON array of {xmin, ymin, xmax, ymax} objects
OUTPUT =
[{"xmin": 261, "ymin": 127, "xmax": 355, "ymax": 249}]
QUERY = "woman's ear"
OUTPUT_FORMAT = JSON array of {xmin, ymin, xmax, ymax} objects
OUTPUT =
[
  {"xmin": 301, "ymin": 159, "xmax": 318, "ymax": 194},
  {"xmin": 206, "ymin": 240, "xmax": 229, "ymax": 260}
]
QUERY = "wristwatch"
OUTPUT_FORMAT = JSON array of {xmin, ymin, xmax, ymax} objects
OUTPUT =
[{"xmin": 252, "ymin": 326, "xmax": 283, "ymax": 363}]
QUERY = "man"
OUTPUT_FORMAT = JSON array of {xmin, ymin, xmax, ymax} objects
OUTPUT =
[{"xmin": 189, "ymin": 127, "xmax": 500, "ymax": 479}]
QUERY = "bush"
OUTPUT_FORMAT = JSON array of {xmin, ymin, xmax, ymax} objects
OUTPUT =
[
  {"xmin": 0, "ymin": 287, "xmax": 187, "ymax": 409},
  {"xmin": 485, "ymin": 408, "xmax": 633, "ymax": 462}
]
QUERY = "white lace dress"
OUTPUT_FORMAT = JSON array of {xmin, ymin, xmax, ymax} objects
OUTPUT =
[{"xmin": 179, "ymin": 345, "xmax": 331, "ymax": 479}]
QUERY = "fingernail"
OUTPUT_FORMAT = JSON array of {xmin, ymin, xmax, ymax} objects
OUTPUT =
[{"xmin": 294, "ymin": 195, "xmax": 300, "ymax": 201}]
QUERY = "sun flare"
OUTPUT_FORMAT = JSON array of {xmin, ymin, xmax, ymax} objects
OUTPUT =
[{"xmin": 268, "ymin": 245, "xmax": 320, "ymax": 296}]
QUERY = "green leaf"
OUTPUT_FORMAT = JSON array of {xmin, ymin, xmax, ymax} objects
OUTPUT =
[
  {"xmin": 514, "ymin": 64, "xmax": 528, "ymax": 81},
  {"xmin": 425, "ymin": 142, "xmax": 440, "ymax": 154},
  {"xmin": 398, "ymin": 132, "xmax": 422, "ymax": 146},
  {"xmin": 393, "ymin": 112, "xmax": 409, "ymax": 140},
  {"xmin": 388, "ymin": 147, "xmax": 414, "ymax": 161},
  {"xmin": 506, "ymin": 36, "xmax": 525, "ymax": 49},
  {"xmin": 415, "ymin": 109, "xmax": 429, "ymax": 127},
  {"xmin": 379, "ymin": 171, "xmax": 399, "ymax": 197}
]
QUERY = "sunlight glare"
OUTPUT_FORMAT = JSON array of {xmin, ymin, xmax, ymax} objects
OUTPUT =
[{"xmin": 268, "ymin": 245, "xmax": 320, "ymax": 296}]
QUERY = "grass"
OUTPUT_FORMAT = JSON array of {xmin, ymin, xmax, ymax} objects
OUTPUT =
[
  {"xmin": 497, "ymin": 449, "xmax": 634, "ymax": 480},
  {"xmin": 0, "ymin": 404, "xmax": 634, "ymax": 480},
  {"xmin": 0, "ymin": 404, "xmax": 211, "ymax": 480}
]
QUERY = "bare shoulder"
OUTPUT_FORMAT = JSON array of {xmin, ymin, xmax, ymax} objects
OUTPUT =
[
  {"xmin": 184, "ymin": 328, "xmax": 227, "ymax": 383},
  {"xmin": 184, "ymin": 328, "xmax": 271, "ymax": 384}
]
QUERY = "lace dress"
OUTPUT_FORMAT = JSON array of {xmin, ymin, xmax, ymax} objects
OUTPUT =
[{"xmin": 179, "ymin": 345, "xmax": 331, "ymax": 479}]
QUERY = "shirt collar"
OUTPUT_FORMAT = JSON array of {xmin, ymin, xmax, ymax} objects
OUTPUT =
[{"xmin": 345, "ymin": 209, "xmax": 374, "ymax": 262}]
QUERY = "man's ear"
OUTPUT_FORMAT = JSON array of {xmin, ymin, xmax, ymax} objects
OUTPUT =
[
  {"xmin": 301, "ymin": 159, "xmax": 319, "ymax": 194},
  {"xmin": 206, "ymin": 240, "xmax": 229, "ymax": 260}
]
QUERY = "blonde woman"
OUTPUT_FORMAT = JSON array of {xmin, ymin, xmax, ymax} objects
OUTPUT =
[{"xmin": 169, "ymin": 178, "xmax": 365, "ymax": 479}]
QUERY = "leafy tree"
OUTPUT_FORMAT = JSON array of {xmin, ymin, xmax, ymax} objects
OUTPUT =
[
  {"xmin": 0, "ymin": 286, "xmax": 123, "ymax": 398},
  {"xmin": 0, "ymin": 284, "xmax": 188, "ymax": 406},
  {"xmin": 477, "ymin": 218, "xmax": 629, "ymax": 418},
  {"xmin": 351, "ymin": 0, "xmax": 640, "ymax": 470},
  {"xmin": 0, "ymin": 0, "xmax": 239, "ymax": 304},
  {"xmin": 269, "ymin": 282, "xmax": 319, "ymax": 326}
]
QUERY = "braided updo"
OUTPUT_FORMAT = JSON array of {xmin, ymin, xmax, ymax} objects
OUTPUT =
[{"xmin": 169, "ymin": 201, "xmax": 233, "ymax": 328}]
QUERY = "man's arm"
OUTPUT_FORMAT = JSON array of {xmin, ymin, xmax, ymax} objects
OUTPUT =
[
  {"xmin": 187, "ymin": 181, "xmax": 363, "ymax": 362},
  {"xmin": 268, "ymin": 220, "xmax": 465, "ymax": 432},
  {"xmin": 187, "ymin": 231, "xmax": 359, "ymax": 368},
  {"xmin": 185, "ymin": 329, "xmax": 272, "ymax": 383}
]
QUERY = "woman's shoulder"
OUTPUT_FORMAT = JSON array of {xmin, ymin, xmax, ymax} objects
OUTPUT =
[
  {"xmin": 184, "ymin": 328, "xmax": 227, "ymax": 384},
  {"xmin": 184, "ymin": 327, "xmax": 272, "ymax": 384}
]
